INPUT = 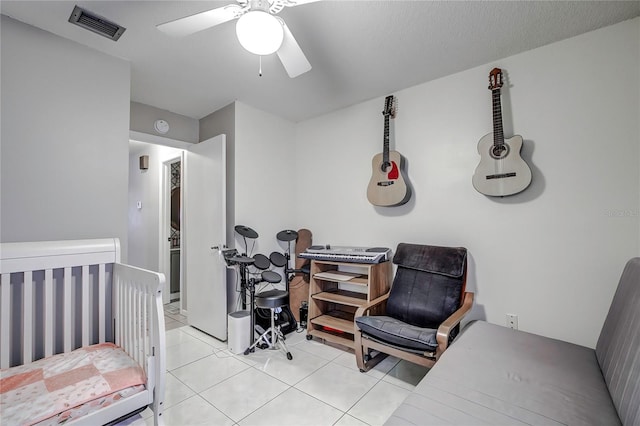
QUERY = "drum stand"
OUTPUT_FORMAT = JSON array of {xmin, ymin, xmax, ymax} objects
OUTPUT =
[
  {"xmin": 234, "ymin": 225, "xmax": 259, "ymax": 310},
  {"xmin": 279, "ymin": 241, "xmax": 309, "ymax": 289},
  {"xmin": 238, "ymin": 252, "xmax": 251, "ymax": 310},
  {"xmin": 244, "ymin": 270, "xmax": 284, "ymax": 353},
  {"xmin": 233, "ymin": 225, "xmax": 261, "ymax": 345},
  {"xmin": 275, "ymin": 229, "xmax": 299, "ymax": 291},
  {"xmin": 247, "ymin": 276, "xmax": 257, "ymax": 347}
]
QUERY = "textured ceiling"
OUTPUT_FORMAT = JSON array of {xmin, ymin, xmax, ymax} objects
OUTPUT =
[{"xmin": 2, "ymin": 1, "xmax": 639, "ymax": 122}]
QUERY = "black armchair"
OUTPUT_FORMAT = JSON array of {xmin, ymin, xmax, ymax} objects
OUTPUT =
[{"xmin": 354, "ymin": 243, "xmax": 473, "ymax": 371}]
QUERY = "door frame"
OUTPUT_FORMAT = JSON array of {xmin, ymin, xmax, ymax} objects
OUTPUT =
[{"xmin": 160, "ymin": 154, "xmax": 184, "ymax": 307}]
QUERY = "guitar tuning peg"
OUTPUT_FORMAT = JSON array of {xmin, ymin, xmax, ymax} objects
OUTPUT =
[{"xmin": 391, "ymin": 100, "xmax": 398, "ymax": 118}]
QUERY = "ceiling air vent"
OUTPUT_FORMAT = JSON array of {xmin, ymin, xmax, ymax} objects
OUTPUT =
[{"xmin": 68, "ymin": 5, "xmax": 126, "ymax": 41}]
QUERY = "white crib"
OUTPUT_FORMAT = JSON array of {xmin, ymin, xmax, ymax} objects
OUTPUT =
[{"xmin": 0, "ymin": 238, "xmax": 166, "ymax": 425}]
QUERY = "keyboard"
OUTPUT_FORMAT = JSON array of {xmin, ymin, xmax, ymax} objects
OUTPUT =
[{"xmin": 298, "ymin": 246, "xmax": 391, "ymax": 264}]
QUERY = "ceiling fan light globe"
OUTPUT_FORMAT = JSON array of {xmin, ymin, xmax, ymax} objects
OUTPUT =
[{"xmin": 236, "ymin": 10, "xmax": 284, "ymax": 56}]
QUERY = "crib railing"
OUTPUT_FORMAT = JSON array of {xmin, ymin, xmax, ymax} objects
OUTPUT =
[
  {"xmin": 113, "ymin": 262, "xmax": 166, "ymax": 381},
  {"xmin": 1, "ymin": 238, "xmax": 166, "ymax": 424},
  {"xmin": 0, "ymin": 238, "xmax": 165, "ymax": 375}
]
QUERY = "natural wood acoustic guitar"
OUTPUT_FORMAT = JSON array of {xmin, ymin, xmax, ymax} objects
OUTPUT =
[
  {"xmin": 367, "ymin": 95, "xmax": 410, "ymax": 206},
  {"xmin": 472, "ymin": 68, "xmax": 532, "ymax": 197}
]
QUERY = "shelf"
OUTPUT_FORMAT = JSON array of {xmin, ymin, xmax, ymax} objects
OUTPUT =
[
  {"xmin": 313, "ymin": 274, "xmax": 369, "ymax": 286},
  {"xmin": 307, "ymin": 259, "xmax": 391, "ymax": 352},
  {"xmin": 310, "ymin": 260, "xmax": 360, "ymax": 267},
  {"xmin": 310, "ymin": 311, "xmax": 355, "ymax": 334},
  {"xmin": 308, "ymin": 329, "xmax": 354, "ymax": 349},
  {"xmin": 312, "ymin": 290, "xmax": 367, "ymax": 308}
]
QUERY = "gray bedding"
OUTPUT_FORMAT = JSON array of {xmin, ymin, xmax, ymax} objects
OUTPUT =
[
  {"xmin": 386, "ymin": 321, "xmax": 620, "ymax": 425},
  {"xmin": 385, "ymin": 258, "xmax": 640, "ymax": 425}
]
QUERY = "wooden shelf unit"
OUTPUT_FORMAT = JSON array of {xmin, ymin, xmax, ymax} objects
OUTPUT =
[{"xmin": 307, "ymin": 259, "xmax": 391, "ymax": 349}]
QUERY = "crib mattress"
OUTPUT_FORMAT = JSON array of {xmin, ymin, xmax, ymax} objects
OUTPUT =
[{"xmin": 0, "ymin": 342, "xmax": 147, "ymax": 425}]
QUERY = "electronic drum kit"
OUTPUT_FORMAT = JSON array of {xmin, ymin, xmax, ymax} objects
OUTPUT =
[
  {"xmin": 229, "ymin": 225, "xmax": 303, "ymax": 289},
  {"xmin": 225, "ymin": 225, "xmax": 303, "ymax": 351}
]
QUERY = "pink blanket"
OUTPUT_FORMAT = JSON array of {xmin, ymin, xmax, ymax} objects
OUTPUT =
[{"xmin": 1, "ymin": 343, "xmax": 146, "ymax": 425}]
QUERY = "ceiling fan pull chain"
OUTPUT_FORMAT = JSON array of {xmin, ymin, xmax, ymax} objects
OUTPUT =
[{"xmin": 259, "ymin": 55, "xmax": 263, "ymax": 77}]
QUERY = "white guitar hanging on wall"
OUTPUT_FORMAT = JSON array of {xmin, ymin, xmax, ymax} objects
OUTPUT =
[{"xmin": 472, "ymin": 68, "xmax": 532, "ymax": 197}]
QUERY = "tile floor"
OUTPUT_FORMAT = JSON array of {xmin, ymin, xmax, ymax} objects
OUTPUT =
[{"xmin": 137, "ymin": 302, "xmax": 429, "ymax": 426}]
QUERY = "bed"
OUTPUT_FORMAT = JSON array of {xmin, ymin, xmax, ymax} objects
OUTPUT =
[
  {"xmin": 0, "ymin": 238, "xmax": 166, "ymax": 425},
  {"xmin": 384, "ymin": 257, "xmax": 640, "ymax": 425}
]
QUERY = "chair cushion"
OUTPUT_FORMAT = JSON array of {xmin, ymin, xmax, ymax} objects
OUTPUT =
[
  {"xmin": 355, "ymin": 315, "xmax": 438, "ymax": 352},
  {"xmin": 393, "ymin": 243, "xmax": 467, "ymax": 278},
  {"xmin": 386, "ymin": 244, "xmax": 467, "ymax": 329}
]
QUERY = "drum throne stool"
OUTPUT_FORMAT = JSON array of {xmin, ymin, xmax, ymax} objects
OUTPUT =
[{"xmin": 244, "ymin": 286, "xmax": 293, "ymax": 361}]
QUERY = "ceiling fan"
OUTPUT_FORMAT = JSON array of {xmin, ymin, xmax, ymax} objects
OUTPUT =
[{"xmin": 157, "ymin": 0, "xmax": 320, "ymax": 78}]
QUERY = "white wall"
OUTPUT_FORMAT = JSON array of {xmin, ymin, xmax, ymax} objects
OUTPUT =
[
  {"xmin": 1, "ymin": 16, "xmax": 131, "ymax": 259},
  {"xmin": 201, "ymin": 103, "xmax": 235, "ymax": 142},
  {"xmin": 233, "ymin": 102, "xmax": 297, "ymax": 305},
  {"xmin": 293, "ymin": 18, "xmax": 640, "ymax": 348},
  {"xmin": 130, "ymin": 102, "xmax": 199, "ymax": 143}
]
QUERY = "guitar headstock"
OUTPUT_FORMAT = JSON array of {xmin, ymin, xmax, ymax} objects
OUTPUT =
[
  {"xmin": 488, "ymin": 68, "xmax": 503, "ymax": 91},
  {"xmin": 382, "ymin": 95, "xmax": 396, "ymax": 118}
]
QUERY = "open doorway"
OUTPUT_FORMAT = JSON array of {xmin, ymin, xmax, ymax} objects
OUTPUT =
[
  {"xmin": 128, "ymin": 133, "xmax": 229, "ymax": 339},
  {"xmin": 128, "ymin": 139, "xmax": 186, "ymax": 312}
]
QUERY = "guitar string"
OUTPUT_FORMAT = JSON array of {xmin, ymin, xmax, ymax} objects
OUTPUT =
[{"xmin": 498, "ymin": 86, "xmax": 501, "ymax": 177}]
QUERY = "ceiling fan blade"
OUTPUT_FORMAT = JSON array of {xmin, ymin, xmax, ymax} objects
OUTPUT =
[
  {"xmin": 270, "ymin": 0, "xmax": 321, "ymax": 14},
  {"xmin": 157, "ymin": 4, "xmax": 244, "ymax": 37},
  {"xmin": 286, "ymin": 0, "xmax": 322, "ymax": 6},
  {"xmin": 277, "ymin": 22, "xmax": 311, "ymax": 78}
]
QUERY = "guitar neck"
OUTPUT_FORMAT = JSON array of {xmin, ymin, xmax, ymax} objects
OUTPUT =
[
  {"xmin": 492, "ymin": 88, "xmax": 505, "ymax": 146},
  {"xmin": 383, "ymin": 114, "xmax": 390, "ymax": 163}
]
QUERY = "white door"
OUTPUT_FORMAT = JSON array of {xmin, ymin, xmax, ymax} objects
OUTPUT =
[{"xmin": 184, "ymin": 134, "xmax": 227, "ymax": 340}]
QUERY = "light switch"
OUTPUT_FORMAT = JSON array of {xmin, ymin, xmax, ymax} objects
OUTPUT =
[{"xmin": 137, "ymin": 201, "xmax": 142, "ymax": 209}]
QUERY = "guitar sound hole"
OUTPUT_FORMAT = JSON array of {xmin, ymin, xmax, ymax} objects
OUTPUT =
[
  {"xmin": 490, "ymin": 144, "xmax": 510, "ymax": 160},
  {"xmin": 381, "ymin": 161, "xmax": 392, "ymax": 173}
]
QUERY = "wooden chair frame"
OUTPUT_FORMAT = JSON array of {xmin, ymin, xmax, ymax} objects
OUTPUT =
[{"xmin": 354, "ymin": 268, "xmax": 473, "ymax": 372}]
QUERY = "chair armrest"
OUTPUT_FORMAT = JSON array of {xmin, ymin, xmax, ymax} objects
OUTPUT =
[
  {"xmin": 354, "ymin": 293, "xmax": 390, "ymax": 320},
  {"xmin": 435, "ymin": 292, "xmax": 474, "ymax": 355}
]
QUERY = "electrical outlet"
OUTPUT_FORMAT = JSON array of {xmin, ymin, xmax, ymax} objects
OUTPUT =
[{"xmin": 506, "ymin": 314, "xmax": 518, "ymax": 330}]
